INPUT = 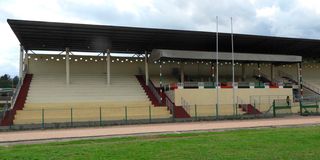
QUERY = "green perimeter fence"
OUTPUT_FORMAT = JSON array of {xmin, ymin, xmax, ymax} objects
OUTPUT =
[{"xmin": 0, "ymin": 95, "xmax": 307, "ymax": 131}]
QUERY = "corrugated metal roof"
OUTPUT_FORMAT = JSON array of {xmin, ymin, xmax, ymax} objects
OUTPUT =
[{"xmin": 7, "ymin": 19, "xmax": 320, "ymax": 57}]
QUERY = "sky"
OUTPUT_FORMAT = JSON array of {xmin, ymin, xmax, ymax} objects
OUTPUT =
[{"xmin": 1, "ymin": 0, "xmax": 320, "ymax": 76}]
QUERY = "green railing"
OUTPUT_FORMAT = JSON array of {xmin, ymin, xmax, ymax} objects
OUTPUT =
[
  {"xmin": 299, "ymin": 100, "xmax": 319, "ymax": 116},
  {"xmin": 14, "ymin": 105, "xmax": 173, "ymax": 129},
  {"xmin": 272, "ymin": 99, "xmax": 292, "ymax": 117}
]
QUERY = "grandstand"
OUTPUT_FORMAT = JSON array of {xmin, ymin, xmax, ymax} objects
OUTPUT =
[{"xmin": 1, "ymin": 19, "xmax": 319, "ymax": 128}]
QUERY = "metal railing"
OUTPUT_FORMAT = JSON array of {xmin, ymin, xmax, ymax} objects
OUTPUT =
[
  {"xmin": 181, "ymin": 97, "xmax": 191, "ymax": 115},
  {"xmin": 165, "ymin": 97, "xmax": 175, "ymax": 119},
  {"xmin": 8, "ymin": 105, "xmax": 174, "ymax": 129},
  {"xmin": 278, "ymin": 70, "xmax": 320, "ymax": 94},
  {"xmin": 10, "ymin": 72, "xmax": 26, "ymax": 110},
  {"xmin": 303, "ymin": 81, "xmax": 320, "ymax": 94},
  {"xmin": 148, "ymin": 79, "xmax": 162, "ymax": 104}
]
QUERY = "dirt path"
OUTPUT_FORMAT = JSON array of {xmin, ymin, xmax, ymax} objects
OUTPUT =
[{"xmin": 1, "ymin": 116, "xmax": 320, "ymax": 145}]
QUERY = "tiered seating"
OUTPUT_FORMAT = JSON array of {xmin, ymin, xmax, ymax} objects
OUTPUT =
[
  {"xmin": 14, "ymin": 74, "xmax": 171, "ymax": 124},
  {"xmin": 277, "ymin": 64, "xmax": 320, "ymax": 93}
]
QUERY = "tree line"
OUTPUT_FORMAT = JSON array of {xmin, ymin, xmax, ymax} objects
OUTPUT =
[{"xmin": 0, "ymin": 74, "xmax": 19, "ymax": 88}]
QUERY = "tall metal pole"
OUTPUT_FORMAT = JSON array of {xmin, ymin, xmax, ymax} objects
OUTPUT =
[
  {"xmin": 216, "ymin": 16, "xmax": 219, "ymax": 108},
  {"xmin": 107, "ymin": 49, "xmax": 111, "ymax": 85},
  {"xmin": 66, "ymin": 47, "xmax": 70, "ymax": 85},
  {"xmin": 231, "ymin": 17, "xmax": 236, "ymax": 114},
  {"xmin": 145, "ymin": 51, "xmax": 149, "ymax": 86}
]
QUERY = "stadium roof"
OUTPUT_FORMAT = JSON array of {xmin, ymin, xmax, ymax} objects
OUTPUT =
[
  {"xmin": 150, "ymin": 49, "xmax": 302, "ymax": 63},
  {"xmin": 7, "ymin": 19, "xmax": 320, "ymax": 57}
]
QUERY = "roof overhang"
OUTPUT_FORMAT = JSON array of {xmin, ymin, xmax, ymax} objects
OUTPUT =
[
  {"xmin": 150, "ymin": 49, "xmax": 302, "ymax": 63},
  {"xmin": 7, "ymin": 19, "xmax": 320, "ymax": 57}
]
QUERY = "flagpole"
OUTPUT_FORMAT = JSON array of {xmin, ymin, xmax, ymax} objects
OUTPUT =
[
  {"xmin": 231, "ymin": 17, "xmax": 236, "ymax": 115},
  {"xmin": 216, "ymin": 16, "xmax": 219, "ymax": 110}
]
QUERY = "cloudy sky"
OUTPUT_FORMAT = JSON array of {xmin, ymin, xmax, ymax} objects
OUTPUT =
[{"xmin": 1, "ymin": 0, "xmax": 320, "ymax": 76}]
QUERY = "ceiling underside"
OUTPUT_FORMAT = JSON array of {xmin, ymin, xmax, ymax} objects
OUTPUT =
[{"xmin": 7, "ymin": 19, "xmax": 320, "ymax": 57}]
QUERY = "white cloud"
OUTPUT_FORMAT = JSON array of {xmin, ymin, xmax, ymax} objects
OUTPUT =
[{"xmin": 1, "ymin": 0, "xmax": 320, "ymax": 76}]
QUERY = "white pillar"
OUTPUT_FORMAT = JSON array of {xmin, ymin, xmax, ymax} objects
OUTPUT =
[
  {"xmin": 19, "ymin": 45, "xmax": 24, "ymax": 78},
  {"xmin": 24, "ymin": 50, "xmax": 29, "ymax": 73},
  {"xmin": 107, "ymin": 50, "xmax": 111, "ymax": 85},
  {"xmin": 66, "ymin": 48, "xmax": 70, "ymax": 85},
  {"xmin": 180, "ymin": 63, "xmax": 184, "ymax": 83},
  {"xmin": 271, "ymin": 63, "xmax": 274, "ymax": 82},
  {"xmin": 145, "ymin": 51, "xmax": 149, "ymax": 86},
  {"xmin": 241, "ymin": 63, "xmax": 246, "ymax": 81},
  {"xmin": 297, "ymin": 62, "xmax": 303, "ymax": 98}
]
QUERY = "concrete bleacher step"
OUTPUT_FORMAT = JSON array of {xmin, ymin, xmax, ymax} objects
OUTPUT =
[{"xmin": 13, "ymin": 73, "xmax": 172, "ymax": 125}]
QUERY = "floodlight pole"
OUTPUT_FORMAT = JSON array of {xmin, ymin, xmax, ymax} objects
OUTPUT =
[
  {"xmin": 216, "ymin": 16, "xmax": 219, "ymax": 108},
  {"xmin": 66, "ymin": 47, "xmax": 70, "ymax": 85},
  {"xmin": 107, "ymin": 49, "xmax": 111, "ymax": 85},
  {"xmin": 231, "ymin": 17, "xmax": 236, "ymax": 113},
  {"xmin": 145, "ymin": 51, "xmax": 149, "ymax": 86}
]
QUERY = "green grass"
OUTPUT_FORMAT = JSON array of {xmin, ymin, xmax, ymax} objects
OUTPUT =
[{"xmin": 1, "ymin": 126, "xmax": 320, "ymax": 160}]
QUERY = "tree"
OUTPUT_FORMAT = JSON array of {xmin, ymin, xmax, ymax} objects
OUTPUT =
[
  {"xmin": 12, "ymin": 76, "xmax": 19, "ymax": 86},
  {"xmin": 0, "ymin": 74, "xmax": 11, "ymax": 81}
]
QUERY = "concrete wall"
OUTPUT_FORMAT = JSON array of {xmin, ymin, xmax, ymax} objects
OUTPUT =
[{"xmin": 173, "ymin": 88, "xmax": 293, "ymax": 106}]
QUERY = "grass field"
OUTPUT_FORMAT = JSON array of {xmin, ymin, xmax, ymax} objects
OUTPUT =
[{"xmin": 0, "ymin": 126, "xmax": 320, "ymax": 160}]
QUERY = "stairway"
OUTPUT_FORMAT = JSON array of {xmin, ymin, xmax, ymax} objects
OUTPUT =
[
  {"xmin": 135, "ymin": 75, "xmax": 162, "ymax": 106},
  {"xmin": 136, "ymin": 75, "xmax": 190, "ymax": 118},
  {"xmin": 174, "ymin": 106, "xmax": 191, "ymax": 118},
  {"xmin": 239, "ymin": 104, "xmax": 261, "ymax": 115},
  {"xmin": 1, "ymin": 74, "xmax": 33, "ymax": 126}
]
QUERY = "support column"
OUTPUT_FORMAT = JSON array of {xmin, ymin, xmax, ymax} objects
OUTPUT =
[
  {"xmin": 66, "ymin": 47, "xmax": 70, "ymax": 85},
  {"xmin": 241, "ymin": 63, "xmax": 246, "ymax": 81},
  {"xmin": 145, "ymin": 51, "xmax": 149, "ymax": 86},
  {"xmin": 180, "ymin": 62, "xmax": 184, "ymax": 83},
  {"xmin": 24, "ymin": 50, "xmax": 29, "ymax": 73},
  {"xmin": 257, "ymin": 63, "xmax": 261, "ymax": 85},
  {"xmin": 159, "ymin": 59, "xmax": 163, "ymax": 104},
  {"xmin": 19, "ymin": 44, "xmax": 24, "ymax": 78},
  {"xmin": 270, "ymin": 63, "xmax": 274, "ymax": 82},
  {"xmin": 297, "ymin": 62, "xmax": 303, "ymax": 99},
  {"xmin": 107, "ymin": 49, "xmax": 111, "ymax": 85}
]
